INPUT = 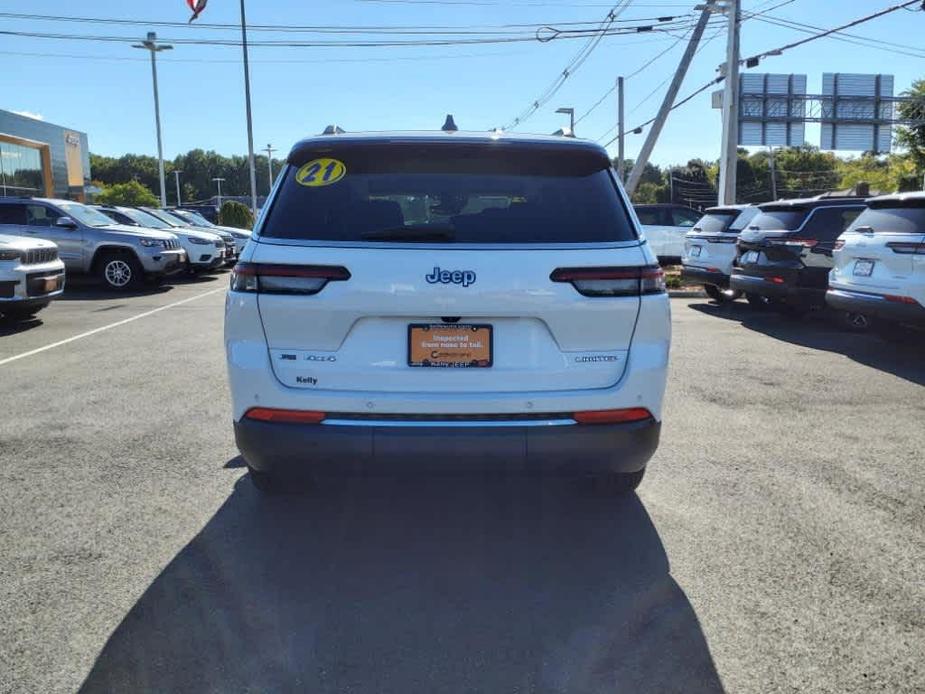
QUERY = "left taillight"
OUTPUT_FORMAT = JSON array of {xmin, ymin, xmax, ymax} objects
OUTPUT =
[
  {"xmin": 230, "ymin": 262, "xmax": 350, "ymax": 295},
  {"xmin": 550, "ymin": 266, "xmax": 666, "ymax": 297},
  {"xmin": 886, "ymin": 241, "xmax": 925, "ymax": 255}
]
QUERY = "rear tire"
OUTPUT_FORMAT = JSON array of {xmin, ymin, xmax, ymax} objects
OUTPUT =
[
  {"xmin": 96, "ymin": 251, "xmax": 142, "ymax": 291},
  {"xmin": 841, "ymin": 311, "xmax": 873, "ymax": 332},
  {"xmin": 704, "ymin": 284, "xmax": 742, "ymax": 303},
  {"xmin": 591, "ymin": 468, "xmax": 646, "ymax": 495},
  {"xmin": 745, "ymin": 292, "xmax": 771, "ymax": 309}
]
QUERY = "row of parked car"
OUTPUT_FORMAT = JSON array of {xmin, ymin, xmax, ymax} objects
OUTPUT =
[
  {"xmin": 674, "ymin": 192, "xmax": 925, "ymax": 339},
  {"xmin": 0, "ymin": 196, "xmax": 251, "ymax": 320}
]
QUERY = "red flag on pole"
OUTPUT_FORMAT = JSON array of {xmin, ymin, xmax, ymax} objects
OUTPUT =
[{"xmin": 187, "ymin": 0, "xmax": 208, "ymax": 23}]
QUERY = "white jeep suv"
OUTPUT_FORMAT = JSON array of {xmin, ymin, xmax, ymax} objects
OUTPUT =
[
  {"xmin": 225, "ymin": 131, "xmax": 671, "ymax": 491},
  {"xmin": 681, "ymin": 204, "xmax": 758, "ymax": 302},
  {"xmin": 827, "ymin": 192, "xmax": 925, "ymax": 337},
  {"xmin": 0, "ymin": 234, "xmax": 65, "ymax": 319}
]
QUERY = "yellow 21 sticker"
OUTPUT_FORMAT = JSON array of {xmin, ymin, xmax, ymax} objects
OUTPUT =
[{"xmin": 296, "ymin": 158, "xmax": 346, "ymax": 187}]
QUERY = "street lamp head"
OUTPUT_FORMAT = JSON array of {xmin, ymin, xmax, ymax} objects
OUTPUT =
[{"xmin": 555, "ymin": 107, "xmax": 574, "ymax": 116}]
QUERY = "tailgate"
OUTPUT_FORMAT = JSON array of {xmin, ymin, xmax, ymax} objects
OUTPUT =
[{"xmin": 253, "ymin": 243, "xmax": 648, "ymax": 394}]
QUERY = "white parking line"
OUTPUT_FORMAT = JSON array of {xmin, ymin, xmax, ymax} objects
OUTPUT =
[{"xmin": 0, "ymin": 287, "xmax": 224, "ymax": 368}]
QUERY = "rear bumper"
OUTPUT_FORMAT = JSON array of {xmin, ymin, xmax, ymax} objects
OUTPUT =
[
  {"xmin": 681, "ymin": 265, "xmax": 730, "ymax": 288},
  {"xmin": 826, "ymin": 288, "xmax": 925, "ymax": 326},
  {"xmin": 729, "ymin": 270, "xmax": 826, "ymax": 304},
  {"xmin": 234, "ymin": 416, "xmax": 661, "ymax": 476}
]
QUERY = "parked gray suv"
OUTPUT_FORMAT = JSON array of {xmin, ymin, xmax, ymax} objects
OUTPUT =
[{"xmin": 0, "ymin": 198, "xmax": 186, "ymax": 290}]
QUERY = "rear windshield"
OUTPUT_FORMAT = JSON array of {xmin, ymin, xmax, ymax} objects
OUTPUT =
[
  {"xmin": 848, "ymin": 202, "xmax": 925, "ymax": 234},
  {"xmin": 749, "ymin": 208, "xmax": 808, "ymax": 231},
  {"xmin": 728, "ymin": 206, "xmax": 759, "ymax": 231},
  {"xmin": 260, "ymin": 144, "xmax": 636, "ymax": 244},
  {"xmin": 693, "ymin": 211, "xmax": 737, "ymax": 234}
]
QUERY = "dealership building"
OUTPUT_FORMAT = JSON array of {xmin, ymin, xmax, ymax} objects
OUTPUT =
[{"xmin": 0, "ymin": 109, "xmax": 91, "ymax": 201}]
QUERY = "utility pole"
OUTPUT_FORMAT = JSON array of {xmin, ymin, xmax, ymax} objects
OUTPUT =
[
  {"xmin": 132, "ymin": 32, "xmax": 173, "ymax": 207},
  {"xmin": 717, "ymin": 0, "xmax": 742, "ymax": 205},
  {"xmin": 212, "ymin": 177, "xmax": 225, "ymax": 212},
  {"xmin": 625, "ymin": 2, "xmax": 714, "ymax": 196},
  {"xmin": 239, "ymin": 0, "xmax": 259, "ymax": 216},
  {"xmin": 617, "ymin": 76, "xmax": 625, "ymax": 182},
  {"xmin": 173, "ymin": 170, "xmax": 183, "ymax": 206},
  {"xmin": 263, "ymin": 144, "xmax": 277, "ymax": 193},
  {"xmin": 767, "ymin": 147, "xmax": 778, "ymax": 199}
]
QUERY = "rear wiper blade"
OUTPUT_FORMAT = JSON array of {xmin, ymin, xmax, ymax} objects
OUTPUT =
[{"xmin": 360, "ymin": 226, "xmax": 456, "ymax": 241}]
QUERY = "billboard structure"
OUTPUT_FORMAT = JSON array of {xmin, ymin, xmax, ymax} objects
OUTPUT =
[
  {"xmin": 819, "ymin": 73, "xmax": 893, "ymax": 153},
  {"xmin": 739, "ymin": 73, "xmax": 807, "ymax": 147},
  {"xmin": 737, "ymin": 73, "xmax": 921, "ymax": 153}
]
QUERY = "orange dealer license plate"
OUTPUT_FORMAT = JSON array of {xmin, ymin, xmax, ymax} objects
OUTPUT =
[{"xmin": 408, "ymin": 324, "xmax": 493, "ymax": 368}]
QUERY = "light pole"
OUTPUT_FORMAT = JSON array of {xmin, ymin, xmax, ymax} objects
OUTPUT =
[
  {"xmin": 132, "ymin": 32, "xmax": 173, "ymax": 207},
  {"xmin": 239, "ymin": 0, "xmax": 258, "ymax": 216},
  {"xmin": 263, "ymin": 144, "xmax": 277, "ymax": 193},
  {"xmin": 555, "ymin": 107, "xmax": 575, "ymax": 135},
  {"xmin": 173, "ymin": 170, "xmax": 183, "ymax": 206},
  {"xmin": 212, "ymin": 177, "xmax": 225, "ymax": 213}
]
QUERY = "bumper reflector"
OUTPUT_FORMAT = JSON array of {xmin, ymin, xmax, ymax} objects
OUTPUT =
[
  {"xmin": 244, "ymin": 407, "xmax": 326, "ymax": 424},
  {"xmin": 573, "ymin": 408, "xmax": 653, "ymax": 425}
]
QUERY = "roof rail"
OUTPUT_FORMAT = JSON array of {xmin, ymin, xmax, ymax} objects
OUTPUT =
[{"xmin": 322, "ymin": 125, "xmax": 345, "ymax": 135}]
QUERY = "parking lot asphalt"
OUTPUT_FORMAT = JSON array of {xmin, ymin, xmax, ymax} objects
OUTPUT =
[{"xmin": 0, "ymin": 285, "xmax": 922, "ymax": 694}]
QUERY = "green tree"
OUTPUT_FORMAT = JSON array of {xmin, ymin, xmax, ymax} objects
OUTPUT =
[
  {"xmin": 896, "ymin": 78, "xmax": 925, "ymax": 171},
  {"xmin": 95, "ymin": 180, "xmax": 159, "ymax": 207},
  {"xmin": 219, "ymin": 200, "xmax": 254, "ymax": 229}
]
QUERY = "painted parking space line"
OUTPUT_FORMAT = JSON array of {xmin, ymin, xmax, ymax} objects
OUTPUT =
[{"xmin": 0, "ymin": 288, "xmax": 224, "ymax": 368}]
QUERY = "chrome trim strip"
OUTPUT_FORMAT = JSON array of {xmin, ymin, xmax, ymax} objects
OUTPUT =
[{"xmin": 321, "ymin": 418, "xmax": 577, "ymax": 428}]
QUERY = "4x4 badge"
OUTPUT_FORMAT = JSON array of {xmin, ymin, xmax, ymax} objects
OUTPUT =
[{"xmin": 425, "ymin": 266, "xmax": 476, "ymax": 287}]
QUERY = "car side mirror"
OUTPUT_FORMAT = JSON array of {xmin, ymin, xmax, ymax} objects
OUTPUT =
[{"xmin": 55, "ymin": 216, "xmax": 78, "ymax": 229}]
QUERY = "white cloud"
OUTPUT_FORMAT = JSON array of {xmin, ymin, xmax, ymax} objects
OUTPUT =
[{"xmin": 11, "ymin": 110, "xmax": 44, "ymax": 121}]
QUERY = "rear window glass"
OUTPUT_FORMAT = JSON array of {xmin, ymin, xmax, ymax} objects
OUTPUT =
[
  {"xmin": 261, "ymin": 144, "xmax": 636, "ymax": 244},
  {"xmin": 848, "ymin": 204, "xmax": 925, "ymax": 234},
  {"xmin": 728, "ymin": 206, "xmax": 759, "ymax": 231},
  {"xmin": 749, "ymin": 208, "xmax": 808, "ymax": 231},
  {"xmin": 693, "ymin": 212, "xmax": 737, "ymax": 234}
]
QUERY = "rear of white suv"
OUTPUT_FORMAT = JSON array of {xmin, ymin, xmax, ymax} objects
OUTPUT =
[
  {"xmin": 827, "ymin": 192, "xmax": 925, "ymax": 335},
  {"xmin": 225, "ymin": 132, "xmax": 671, "ymax": 491},
  {"xmin": 681, "ymin": 204, "xmax": 757, "ymax": 302}
]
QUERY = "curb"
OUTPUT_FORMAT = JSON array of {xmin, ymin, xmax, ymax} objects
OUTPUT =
[{"xmin": 668, "ymin": 289, "xmax": 706, "ymax": 298}]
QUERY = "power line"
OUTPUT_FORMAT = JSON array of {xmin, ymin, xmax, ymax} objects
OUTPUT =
[
  {"xmin": 500, "ymin": 0, "xmax": 634, "ymax": 130},
  {"xmin": 751, "ymin": 14, "xmax": 925, "ymax": 59},
  {"xmin": 602, "ymin": 0, "xmax": 925, "ymax": 149},
  {"xmin": 0, "ymin": 21, "xmax": 702, "ymax": 48},
  {"xmin": 743, "ymin": 0, "xmax": 924, "ymax": 67},
  {"xmin": 0, "ymin": 10, "xmax": 696, "ymax": 33}
]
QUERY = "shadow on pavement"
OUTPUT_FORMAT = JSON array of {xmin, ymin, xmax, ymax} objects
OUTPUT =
[
  {"xmin": 689, "ymin": 300, "xmax": 925, "ymax": 387},
  {"xmin": 0, "ymin": 315, "xmax": 44, "ymax": 336},
  {"xmin": 58, "ymin": 272, "xmax": 222, "ymax": 301},
  {"xmin": 80, "ymin": 473, "xmax": 722, "ymax": 694}
]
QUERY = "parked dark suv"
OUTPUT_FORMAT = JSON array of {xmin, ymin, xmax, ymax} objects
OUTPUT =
[{"xmin": 730, "ymin": 196, "xmax": 866, "ymax": 313}]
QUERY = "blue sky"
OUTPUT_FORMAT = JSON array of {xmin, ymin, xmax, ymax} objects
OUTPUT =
[{"xmin": 2, "ymin": 0, "xmax": 924, "ymax": 186}]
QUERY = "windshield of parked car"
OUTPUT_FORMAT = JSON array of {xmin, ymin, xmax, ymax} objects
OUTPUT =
[
  {"xmin": 113, "ymin": 207, "xmax": 173, "ymax": 230},
  {"xmin": 847, "ymin": 202, "xmax": 925, "ymax": 234},
  {"xmin": 58, "ymin": 202, "xmax": 119, "ymax": 228},
  {"xmin": 693, "ymin": 211, "xmax": 738, "ymax": 234},
  {"xmin": 140, "ymin": 208, "xmax": 186, "ymax": 228},
  {"xmin": 749, "ymin": 208, "xmax": 809, "ymax": 231},
  {"xmin": 262, "ymin": 143, "xmax": 636, "ymax": 244},
  {"xmin": 174, "ymin": 210, "xmax": 214, "ymax": 227}
]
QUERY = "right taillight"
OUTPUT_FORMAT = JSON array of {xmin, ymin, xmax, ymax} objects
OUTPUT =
[
  {"xmin": 886, "ymin": 241, "xmax": 925, "ymax": 255},
  {"xmin": 230, "ymin": 262, "xmax": 350, "ymax": 295},
  {"xmin": 550, "ymin": 266, "xmax": 666, "ymax": 297}
]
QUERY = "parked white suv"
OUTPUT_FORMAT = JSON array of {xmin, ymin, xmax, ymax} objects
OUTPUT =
[
  {"xmin": 827, "ymin": 192, "xmax": 925, "ymax": 337},
  {"xmin": 0, "ymin": 234, "xmax": 65, "ymax": 319},
  {"xmin": 225, "ymin": 131, "xmax": 671, "ymax": 492},
  {"xmin": 681, "ymin": 204, "xmax": 758, "ymax": 302},
  {"xmin": 633, "ymin": 203, "xmax": 703, "ymax": 264}
]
